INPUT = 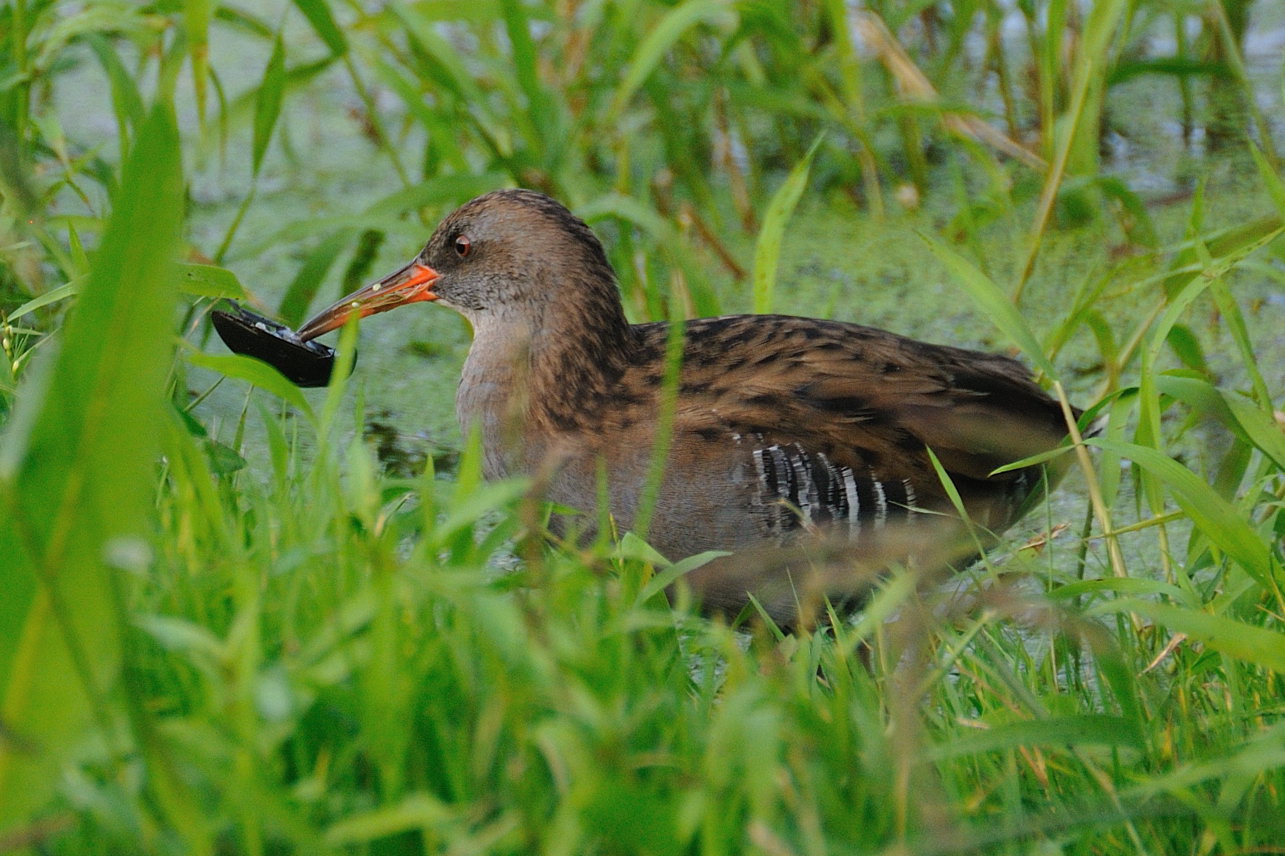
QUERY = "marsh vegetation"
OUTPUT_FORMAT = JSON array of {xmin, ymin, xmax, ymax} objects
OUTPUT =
[{"xmin": 2, "ymin": 1, "xmax": 1284, "ymax": 853}]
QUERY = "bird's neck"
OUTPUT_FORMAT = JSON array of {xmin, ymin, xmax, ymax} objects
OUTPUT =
[{"xmin": 456, "ymin": 294, "xmax": 634, "ymax": 478}]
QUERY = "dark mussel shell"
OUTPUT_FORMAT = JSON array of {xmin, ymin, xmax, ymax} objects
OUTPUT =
[{"xmin": 211, "ymin": 302, "xmax": 354, "ymax": 388}]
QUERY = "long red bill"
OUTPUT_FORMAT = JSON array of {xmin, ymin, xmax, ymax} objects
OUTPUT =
[{"xmin": 297, "ymin": 261, "xmax": 439, "ymax": 341}]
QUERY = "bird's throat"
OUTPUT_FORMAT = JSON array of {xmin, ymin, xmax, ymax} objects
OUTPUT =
[{"xmin": 456, "ymin": 306, "xmax": 634, "ymax": 479}]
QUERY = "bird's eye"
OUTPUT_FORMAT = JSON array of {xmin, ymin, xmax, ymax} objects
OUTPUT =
[{"xmin": 454, "ymin": 234, "xmax": 472, "ymax": 258}]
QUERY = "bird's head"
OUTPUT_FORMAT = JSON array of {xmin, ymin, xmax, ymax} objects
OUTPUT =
[{"xmin": 297, "ymin": 189, "xmax": 620, "ymax": 341}]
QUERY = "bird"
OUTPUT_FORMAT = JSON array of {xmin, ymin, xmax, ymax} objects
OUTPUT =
[{"xmin": 296, "ymin": 189, "xmax": 1078, "ymax": 625}]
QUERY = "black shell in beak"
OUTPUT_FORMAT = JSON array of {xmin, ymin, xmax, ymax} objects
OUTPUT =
[{"xmin": 211, "ymin": 302, "xmax": 355, "ymax": 388}]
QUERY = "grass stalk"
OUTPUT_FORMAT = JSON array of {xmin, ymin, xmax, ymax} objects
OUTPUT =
[{"xmin": 1055, "ymin": 381, "xmax": 1127, "ymax": 583}]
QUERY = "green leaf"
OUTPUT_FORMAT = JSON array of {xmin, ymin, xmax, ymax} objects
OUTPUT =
[
  {"xmin": 7, "ymin": 279, "xmax": 84, "ymax": 321},
  {"xmin": 0, "ymin": 102, "xmax": 184, "ymax": 827},
  {"xmin": 84, "ymin": 33, "xmax": 146, "ymax": 140},
  {"xmin": 30, "ymin": 4, "xmax": 153, "ymax": 69},
  {"xmin": 928, "ymin": 715, "xmax": 1144, "ymax": 760},
  {"xmin": 1094, "ymin": 175, "xmax": 1158, "ymax": 248},
  {"xmin": 251, "ymin": 31, "xmax": 286, "ymax": 176},
  {"xmin": 389, "ymin": 1, "xmax": 493, "ymax": 115},
  {"xmin": 291, "ymin": 0, "xmax": 348, "ymax": 56},
  {"xmin": 1101, "ymin": 600, "xmax": 1285, "ymax": 674},
  {"xmin": 325, "ymin": 793, "xmax": 452, "ymax": 847},
  {"xmin": 179, "ymin": 263, "xmax": 250, "ymax": 299},
  {"xmin": 640, "ymin": 550, "xmax": 730, "ymax": 601},
  {"xmin": 214, "ymin": 4, "xmax": 275, "ymax": 39},
  {"xmin": 1087, "ymin": 439, "xmax": 1277, "ymax": 586},
  {"xmin": 361, "ymin": 172, "xmax": 510, "ymax": 221},
  {"xmin": 1155, "ymin": 374, "xmax": 1285, "ymax": 471},
  {"xmin": 921, "ymin": 233, "xmax": 1057, "ymax": 377},
  {"xmin": 1107, "ymin": 56, "xmax": 1230, "ymax": 85},
  {"xmin": 277, "ymin": 232, "xmax": 350, "ymax": 326},
  {"xmin": 5, "ymin": 265, "xmax": 242, "ymax": 322},
  {"xmin": 752, "ymin": 135, "xmax": 821, "ymax": 314},
  {"xmin": 1161, "ymin": 216, "xmax": 1283, "ymax": 298},
  {"xmin": 1048, "ymin": 576, "xmax": 1190, "ymax": 604},
  {"xmin": 185, "ymin": 350, "xmax": 316, "ymax": 420},
  {"xmin": 1221, "ymin": 393, "xmax": 1285, "ymax": 472},
  {"xmin": 1248, "ymin": 142, "xmax": 1285, "ymax": 218},
  {"xmin": 1165, "ymin": 324, "xmax": 1207, "ymax": 372},
  {"xmin": 579, "ymin": 193, "xmax": 720, "ymax": 317},
  {"xmin": 610, "ymin": 0, "xmax": 736, "ymax": 119},
  {"xmin": 498, "ymin": 0, "xmax": 548, "ymax": 141},
  {"xmin": 134, "ymin": 614, "xmax": 225, "ymax": 663}
]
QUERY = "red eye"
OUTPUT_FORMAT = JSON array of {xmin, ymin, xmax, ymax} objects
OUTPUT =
[{"xmin": 454, "ymin": 235, "xmax": 472, "ymax": 258}]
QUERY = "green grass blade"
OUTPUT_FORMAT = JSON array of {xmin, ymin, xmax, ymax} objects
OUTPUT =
[
  {"xmin": 579, "ymin": 192, "xmax": 720, "ymax": 317},
  {"xmin": 1012, "ymin": 0, "xmax": 1127, "ymax": 301},
  {"xmin": 7, "ymin": 279, "xmax": 84, "ymax": 321},
  {"xmin": 1248, "ymin": 142, "xmax": 1285, "ymax": 218},
  {"xmin": 640, "ymin": 551, "xmax": 731, "ymax": 602},
  {"xmin": 290, "ymin": 0, "xmax": 348, "ymax": 56},
  {"xmin": 388, "ymin": 2, "xmax": 498, "ymax": 127},
  {"xmin": 927, "ymin": 715, "xmax": 1144, "ymax": 760},
  {"xmin": 360, "ymin": 172, "xmax": 510, "ymax": 221},
  {"xmin": 1087, "ymin": 439, "xmax": 1277, "ymax": 586},
  {"xmin": 0, "ymin": 101, "xmax": 183, "ymax": 827},
  {"xmin": 184, "ymin": 350, "xmax": 316, "ymax": 419},
  {"xmin": 498, "ymin": 0, "xmax": 548, "ymax": 143},
  {"xmin": 1221, "ymin": 393, "xmax": 1285, "ymax": 472},
  {"xmin": 251, "ymin": 31, "xmax": 286, "ymax": 176},
  {"xmin": 324, "ymin": 793, "xmax": 453, "ymax": 848},
  {"xmin": 277, "ymin": 231, "xmax": 349, "ymax": 325},
  {"xmin": 752, "ymin": 135, "xmax": 820, "ymax": 315},
  {"xmin": 179, "ymin": 263, "xmax": 250, "ymax": 299},
  {"xmin": 84, "ymin": 33, "xmax": 146, "ymax": 140},
  {"xmin": 609, "ymin": 0, "xmax": 736, "ymax": 120},
  {"xmin": 1155, "ymin": 374, "xmax": 1285, "ymax": 471},
  {"xmin": 920, "ymin": 232, "xmax": 1057, "ymax": 377},
  {"xmin": 1208, "ymin": 274, "xmax": 1274, "ymax": 410},
  {"xmin": 1098, "ymin": 600, "xmax": 1285, "ymax": 674}
]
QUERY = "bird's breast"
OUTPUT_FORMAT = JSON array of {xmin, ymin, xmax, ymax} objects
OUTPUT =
[{"xmin": 456, "ymin": 346, "xmax": 530, "ymax": 481}]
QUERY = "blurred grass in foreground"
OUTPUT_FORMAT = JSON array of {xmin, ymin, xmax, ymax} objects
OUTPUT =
[{"xmin": 1, "ymin": 1, "xmax": 1284, "ymax": 853}]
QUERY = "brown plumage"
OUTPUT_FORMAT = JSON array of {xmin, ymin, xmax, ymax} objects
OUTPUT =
[{"xmin": 298, "ymin": 189, "xmax": 1076, "ymax": 624}]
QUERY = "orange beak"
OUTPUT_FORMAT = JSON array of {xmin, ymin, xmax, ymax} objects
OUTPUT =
[{"xmin": 297, "ymin": 261, "xmax": 440, "ymax": 341}]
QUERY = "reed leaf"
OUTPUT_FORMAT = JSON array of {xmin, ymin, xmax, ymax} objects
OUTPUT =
[
  {"xmin": 184, "ymin": 350, "xmax": 316, "ymax": 418},
  {"xmin": 1087, "ymin": 439, "xmax": 1276, "ymax": 587},
  {"xmin": 180, "ymin": 264, "xmax": 250, "ymax": 300},
  {"xmin": 291, "ymin": 0, "xmax": 348, "ymax": 56},
  {"xmin": 920, "ymin": 232, "xmax": 1057, "ymax": 377},
  {"xmin": 1098, "ymin": 600, "xmax": 1285, "ymax": 674},
  {"xmin": 752, "ymin": 135, "xmax": 820, "ymax": 314},
  {"xmin": 927, "ymin": 715, "xmax": 1144, "ymax": 760},
  {"xmin": 609, "ymin": 0, "xmax": 736, "ymax": 121},
  {"xmin": 0, "ymin": 102, "xmax": 183, "ymax": 827},
  {"xmin": 251, "ymin": 31, "xmax": 286, "ymax": 176}
]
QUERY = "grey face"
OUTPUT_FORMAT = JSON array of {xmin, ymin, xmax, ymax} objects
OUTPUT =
[
  {"xmin": 297, "ymin": 189, "xmax": 618, "ymax": 339},
  {"xmin": 416, "ymin": 189, "xmax": 612, "ymax": 318}
]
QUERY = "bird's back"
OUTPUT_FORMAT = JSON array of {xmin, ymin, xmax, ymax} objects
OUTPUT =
[{"xmin": 551, "ymin": 314, "xmax": 1076, "ymax": 621}]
